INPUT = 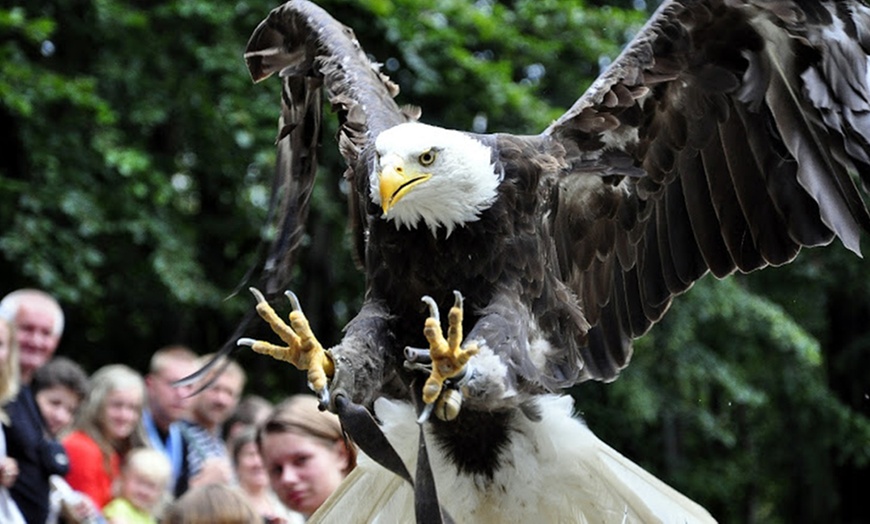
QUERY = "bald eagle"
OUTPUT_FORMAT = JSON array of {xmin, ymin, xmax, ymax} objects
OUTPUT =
[{"xmin": 238, "ymin": 0, "xmax": 870, "ymax": 522}]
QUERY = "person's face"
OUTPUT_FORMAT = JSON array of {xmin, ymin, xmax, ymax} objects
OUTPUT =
[
  {"xmin": 261, "ymin": 431, "xmax": 348, "ymax": 516},
  {"xmin": 121, "ymin": 468, "xmax": 165, "ymax": 512},
  {"xmin": 235, "ymin": 441, "xmax": 269, "ymax": 490},
  {"xmin": 145, "ymin": 359, "xmax": 196, "ymax": 428},
  {"xmin": 35, "ymin": 385, "xmax": 80, "ymax": 436},
  {"xmin": 15, "ymin": 302, "xmax": 60, "ymax": 381},
  {"xmin": 102, "ymin": 387, "xmax": 144, "ymax": 442},
  {"xmin": 193, "ymin": 371, "xmax": 243, "ymax": 430}
]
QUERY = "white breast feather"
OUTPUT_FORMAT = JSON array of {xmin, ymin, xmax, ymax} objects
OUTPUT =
[{"xmin": 311, "ymin": 396, "xmax": 717, "ymax": 524}]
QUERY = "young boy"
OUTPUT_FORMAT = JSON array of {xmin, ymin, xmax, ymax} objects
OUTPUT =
[{"xmin": 103, "ymin": 448, "xmax": 172, "ymax": 524}]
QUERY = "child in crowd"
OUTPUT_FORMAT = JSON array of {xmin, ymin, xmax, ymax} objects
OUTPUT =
[
  {"xmin": 103, "ymin": 447, "xmax": 172, "ymax": 524},
  {"xmin": 163, "ymin": 483, "xmax": 260, "ymax": 524}
]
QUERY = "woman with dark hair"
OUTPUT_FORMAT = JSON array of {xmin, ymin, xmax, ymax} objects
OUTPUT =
[
  {"xmin": 32, "ymin": 356, "xmax": 89, "ymax": 438},
  {"xmin": 8, "ymin": 356, "xmax": 89, "ymax": 523}
]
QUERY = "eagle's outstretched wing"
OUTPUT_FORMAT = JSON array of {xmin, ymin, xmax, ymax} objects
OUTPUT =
[
  {"xmin": 244, "ymin": 0, "xmax": 416, "ymax": 291},
  {"xmin": 542, "ymin": 0, "xmax": 870, "ymax": 381}
]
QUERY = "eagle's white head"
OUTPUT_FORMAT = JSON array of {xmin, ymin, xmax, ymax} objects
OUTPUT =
[{"xmin": 372, "ymin": 122, "xmax": 501, "ymax": 236}]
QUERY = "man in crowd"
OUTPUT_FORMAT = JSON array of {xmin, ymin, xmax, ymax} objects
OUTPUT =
[
  {"xmin": 138, "ymin": 345, "xmax": 199, "ymax": 498},
  {"xmin": 0, "ymin": 289, "xmax": 66, "ymax": 523},
  {"xmin": 0, "ymin": 289, "xmax": 63, "ymax": 385},
  {"xmin": 181, "ymin": 354, "xmax": 246, "ymax": 488}
]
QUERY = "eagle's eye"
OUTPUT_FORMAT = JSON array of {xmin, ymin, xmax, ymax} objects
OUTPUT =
[{"xmin": 418, "ymin": 150, "xmax": 437, "ymax": 166}]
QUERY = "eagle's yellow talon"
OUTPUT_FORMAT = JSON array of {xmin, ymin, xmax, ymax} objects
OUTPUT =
[
  {"xmin": 239, "ymin": 288, "xmax": 334, "ymax": 396},
  {"xmin": 420, "ymin": 291, "xmax": 478, "ymax": 407}
]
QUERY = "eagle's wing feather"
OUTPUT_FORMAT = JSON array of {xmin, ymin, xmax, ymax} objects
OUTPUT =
[
  {"xmin": 244, "ymin": 0, "xmax": 412, "ymax": 289},
  {"xmin": 544, "ymin": 0, "xmax": 870, "ymax": 382}
]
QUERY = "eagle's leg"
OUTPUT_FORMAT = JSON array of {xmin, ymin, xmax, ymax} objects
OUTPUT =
[
  {"xmin": 418, "ymin": 291, "xmax": 478, "ymax": 421},
  {"xmin": 238, "ymin": 287, "xmax": 335, "ymax": 402}
]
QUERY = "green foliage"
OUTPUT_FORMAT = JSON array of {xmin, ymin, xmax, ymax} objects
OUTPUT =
[
  {"xmin": 579, "ymin": 268, "xmax": 870, "ymax": 522},
  {"xmin": 0, "ymin": 1, "xmax": 279, "ymax": 367},
  {"xmin": 333, "ymin": 0, "xmax": 644, "ymax": 132},
  {"xmin": 1, "ymin": 1, "xmax": 868, "ymax": 522}
]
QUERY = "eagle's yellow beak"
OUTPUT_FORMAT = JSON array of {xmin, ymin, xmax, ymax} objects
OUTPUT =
[{"xmin": 378, "ymin": 159, "xmax": 431, "ymax": 216}]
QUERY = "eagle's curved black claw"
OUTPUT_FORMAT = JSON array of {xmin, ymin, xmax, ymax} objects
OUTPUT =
[
  {"xmin": 417, "ymin": 402, "xmax": 436, "ymax": 424},
  {"xmin": 318, "ymin": 385, "xmax": 331, "ymax": 408},
  {"xmin": 421, "ymin": 295, "xmax": 440, "ymax": 322},
  {"xmin": 284, "ymin": 290, "xmax": 303, "ymax": 312},
  {"xmin": 249, "ymin": 286, "xmax": 267, "ymax": 304},
  {"xmin": 452, "ymin": 289, "xmax": 463, "ymax": 309}
]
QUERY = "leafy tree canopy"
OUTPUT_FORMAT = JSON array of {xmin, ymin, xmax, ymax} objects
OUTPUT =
[{"xmin": 2, "ymin": 1, "xmax": 867, "ymax": 521}]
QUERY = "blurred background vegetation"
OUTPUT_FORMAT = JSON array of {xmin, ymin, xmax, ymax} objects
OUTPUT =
[{"xmin": 2, "ymin": 1, "xmax": 868, "ymax": 522}]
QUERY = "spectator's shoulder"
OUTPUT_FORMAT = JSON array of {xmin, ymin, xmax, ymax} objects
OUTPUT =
[
  {"xmin": 62, "ymin": 430, "xmax": 101, "ymax": 459},
  {"xmin": 4, "ymin": 389, "xmax": 32, "ymax": 420},
  {"xmin": 178, "ymin": 420, "xmax": 206, "ymax": 440}
]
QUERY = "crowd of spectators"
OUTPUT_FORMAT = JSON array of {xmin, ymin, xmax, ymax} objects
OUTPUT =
[{"xmin": 0, "ymin": 289, "xmax": 358, "ymax": 524}]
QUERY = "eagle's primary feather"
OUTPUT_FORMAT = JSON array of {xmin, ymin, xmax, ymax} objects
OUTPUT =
[{"xmin": 242, "ymin": 0, "xmax": 870, "ymax": 521}]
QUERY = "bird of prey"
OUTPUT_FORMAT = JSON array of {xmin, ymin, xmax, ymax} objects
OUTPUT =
[{"xmin": 238, "ymin": 0, "xmax": 870, "ymax": 522}]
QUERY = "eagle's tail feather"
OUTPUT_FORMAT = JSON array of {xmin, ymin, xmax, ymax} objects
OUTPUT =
[{"xmin": 311, "ymin": 396, "xmax": 716, "ymax": 524}]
